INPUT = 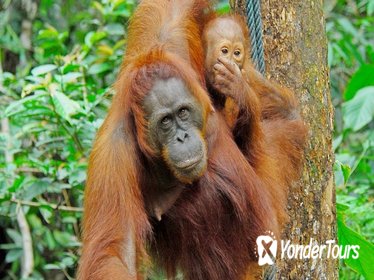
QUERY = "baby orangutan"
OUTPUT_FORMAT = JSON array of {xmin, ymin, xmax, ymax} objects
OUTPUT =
[
  {"xmin": 202, "ymin": 15, "xmax": 307, "ymax": 279},
  {"xmin": 203, "ymin": 15, "xmax": 250, "ymax": 129},
  {"xmin": 203, "ymin": 14, "xmax": 301, "ymax": 130}
]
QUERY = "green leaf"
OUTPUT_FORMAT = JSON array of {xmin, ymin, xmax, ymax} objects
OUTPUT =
[
  {"xmin": 343, "ymin": 86, "xmax": 374, "ymax": 131},
  {"xmin": 336, "ymin": 203, "xmax": 349, "ymax": 213},
  {"xmin": 61, "ymin": 256, "xmax": 75, "ymax": 267},
  {"xmin": 6, "ymin": 229, "xmax": 22, "ymax": 244},
  {"xmin": 338, "ymin": 215, "xmax": 374, "ymax": 279},
  {"xmin": 92, "ymin": 1, "xmax": 104, "ymax": 15},
  {"xmin": 113, "ymin": 39, "xmax": 126, "ymax": 50},
  {"xmin": 111, "ymin": 6, "xmax": 131, "ymax": 17},
  {"xmin": 21, "ymin": 83, "xmax": 46, "ymax": 97},
  {"xmin": 38, "ymin": 28, "xmax": 59, "ymax": 40},
  {"xmin": 40, "ymin": 207, "xmax": 53, "ymax": 224},
  {"xmin": 55, "ymin": 72, "xmax": 83, "ymax": 84},
  {"xmin": 62, "ymin": 216, "xmax": 77, "ymax": 224},
  {"xmin": 340, "ymin": 163, "xmax": 351, "ymax": 185},
  {"xmin": 368, "ymin": 0, "xmax": 374, "ymax": 16},
  {"xmin": 97, "ymin": 45, "xmax": 114, "ymax": 56},
  {"xmin": 84, "ymin": 31, "xmax": 107, "ymax": 48},
  {"xmin": 337, "ymin": 17, "xmax": 357, "ymax": 36},
  {"xmin": 103, "ymin": 23, "xmax": 124, "ymax": 36},
  {"xmin": 45, "ymin": 230, "xmax": 56, "ymax": 250},
  {"xmin": 62, "ymin": 64, "xmax": 81, "ymax": 74},
  {"xmin": 8, "ymin": 176, "xmax": 26, "ymax": 194},
  {"xmin": 44, "ymin": 264, "xmax": 61, "ymax": 270},
  {"xmin": 28, "ymin": 214, "xmax": 42, "ymax": 229},
  {"xmin": 53, "ymin": 231, "xmax": 73, "ymax": 247},
  {"xmin": 344, "ymin": 65, "xmax": 374, "ymax": 101},
  {"xmin": 327, "ymin": 42, "xmax": 333, "ymax": 67},
  {"xmin": 21, "ymin": 180, "xmax": 50, "ymax": 201},
  {"xmin": 0, "ymin": 243, "xmax": 20, "ymax": 250},
  {"xmin": 333, "ymin": 134, "xmax": 343, "ymax": 151},
  {"xmin": 31, "ymin": 64, "xmax": 57, "ymax": 76},
  {"xmin": 5, "ymin": 249, "xmax": 22, "ymax": 263},
  {"xmin": 216, "ymin": 3, "xmax": 230, "ymax": 14},
  {"xmin": 5, "ymin": 93, "xmax": 49, "ymax": 117},
  {"xmin": 50, "ymin": 86, "xmax": 82, "ymax": 122},
  {"xmin": 88, "ymin": 63, "xmax": 112, "ymax": 75}
]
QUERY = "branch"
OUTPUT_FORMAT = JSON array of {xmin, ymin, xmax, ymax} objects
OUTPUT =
[
  {"xmin": 2, "ymin": 118, "xmax": 34, "ymax": 277},
  {"xmin": 10, "ymin": 198, "xmax": 83, "ymax": 212},
  {"xmin": 0, "ymin": 167, "xmax": 41, "ymax": 174},
  {"xmin": 16, "ymin": 206, "xmax": 34, "ymax": 278}
]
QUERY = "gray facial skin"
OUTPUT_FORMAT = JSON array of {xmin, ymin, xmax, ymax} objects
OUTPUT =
[{"xmin": 143, "ymin": 78, "xmax": 207, "ymax": 183}]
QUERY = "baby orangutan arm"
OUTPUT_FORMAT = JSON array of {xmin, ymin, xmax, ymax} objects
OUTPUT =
[{"xmin": 212, "ymin": 57, "xmax": 264, "ymax": 164}]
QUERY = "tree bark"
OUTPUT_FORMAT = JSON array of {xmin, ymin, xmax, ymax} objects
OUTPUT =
[{"xmin": 231, "ymin": 0, "xmax": 338, "ymax": 279}]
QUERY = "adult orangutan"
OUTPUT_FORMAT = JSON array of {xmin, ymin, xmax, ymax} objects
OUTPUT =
[{"xmin": 77, "ymin": 1, "xmax": 307, "ymax": 280}]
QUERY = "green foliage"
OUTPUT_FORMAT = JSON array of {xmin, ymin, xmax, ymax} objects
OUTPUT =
[
  {"xmin": 0, "ymin": 0, "xmax": 135, "ymax": 278},
  {"xmin": 216, "ymin": 2, "xmax": 231, "ymax": 14},
  {"xmin": 337, "ymin": 210, "xmax": 374, "ymax": 279},
  {"xmin": 343, "ymin": 86, "xmax": 374, "ymax": 131},
  {"xmin": 0, "ymin": 0, "xmax": 373, "ymax": 279},
  {"xmin": 327, "ymin": 1, "xmax": 374, "ymax": 279},
  {"xmin": 344, "ymin": 64, "xmax": 374, "ymax": 100}
]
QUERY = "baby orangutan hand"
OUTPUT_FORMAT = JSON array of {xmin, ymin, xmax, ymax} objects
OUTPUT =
[{"xmin": 213, "ymin": 57, "xmax": 249, "ymax": 106}]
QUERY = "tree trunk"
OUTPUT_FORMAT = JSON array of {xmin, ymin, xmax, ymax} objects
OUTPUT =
[{"xmin": 231, "ymin": 0, "xmax": 338, "ymax": 279}]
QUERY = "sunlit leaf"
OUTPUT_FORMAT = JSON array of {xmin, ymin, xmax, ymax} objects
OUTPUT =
[
  {"xmin": 37, "ymin": 27, "xmax": 59, "ymax": 40},
  {"xmin": 103, "ymin": 23, "xmax": 124, "ymax": 36},
  {"xmin": 113, "ymin": 39, "xmax": 126, "ymax": 50},
  {"xmin": 336, "ymin": 203, "xmax": 349, "ymax": 213},
  {"xmin": 337, "ymin": 17, "xmax": 357, "ymax": 36},
  {"xmin": 62, "ymin": 216, "xmax": 77, "ymax": 224},
  {"xmin": 31, "ymin": 64, "xmax": 57, "ymax": 76},
  {"xmin": 6, "ymin": 229, "xmax": 22, "ymax": 245},
  {"xmin": 50, "ymin": 85, "xmax": 82, "ymax": 122},
  {"xmin": 21, "ymin": 180, "xmax": 50, "ymax": 201},
  {"xmin": 61, "ymin": 256, "xmax": 75, "ymax": 267},
  {"xmin": 55, "ymin": 72, "xmax": 83, "ymax": 84},
  {"xmin": 44, "ymin": 264, "xmax": 61, "ymax": 270},
  {"xmin": 5, "ymin": 249, "xmax": 22, "ymax": 263},
  {"xmin": 53, "ymin": 230, "xmax": 74, "ymax": 247},
  {"xmin": 368, "ymin": 0, "xmax": 374, "ymax": 16},
  {"xmin": 88, "ymin": 63, "xmax": 112, "ymax": 75},
  {"xmin": 112, "ymin": 7, "xmax": 131, "ymax": 17},
  {"xmin": 327, "ymin": 42, "xmax": 333, "ymax": 67},
  {"xmin": 344, "ymin": 65, "xmax": 374, "ymax": 101},
  {"xmin": 340, "ymin": 163, "xmax": 352, "ymax": 185},
  {"xmin": 45, "ymin": 230, "xmax": 56, "ymax": 250},
  {"xmin": 85, "ymin": 31, "xmax": 107, "ymax": 48},
  {"xmin": 343, "ymin": 86, "xmax": 374, "ymax": 131},
  {"xmin": 216, "ymin": 3, "xmax": 230, "ymax": 14},
  {"xmin": 338, "ymin": 215, "xmax": 374, "ymax": 279},
  {"xmin": 92, "ymin": 1, "xmax": 104, "ymax": 14},
  {"xmin": 40, "ymin": 207, "xmax": 53, "ymax": 224},
  {"xmin": 5, "ymin": 93, "xmax": 49, "ymax": 117},
  {"xmin": 62, "ymin": 64, "xmax": 81, "ymax": 74},
  {"xmin": 333, "ymin": 134, "xmax": 343, "ymax": 151},
  {"xmin": 97, "ymin": 45, "xmax": 114, "ymax": 56}
]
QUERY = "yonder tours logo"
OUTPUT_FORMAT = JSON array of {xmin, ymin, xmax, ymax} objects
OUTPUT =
[{"xmin": 256, "ymin": 232, "xmax": 360, "ymax": 265}]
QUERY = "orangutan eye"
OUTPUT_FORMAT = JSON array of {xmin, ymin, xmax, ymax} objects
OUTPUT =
[
  {"xmin": 221, "ymin": 47, "xmax": 228, "ymax": 54},
  {"xmin": 178, "ymin": 107, "xmax": 190, "ymax": 120},
  {"xmin": 234, "ymin": 50, "xmax": 241, "ymax": 56},
  {"xmin": 161, "ymin": 116, "xmax": 172, "ymax": 125}
]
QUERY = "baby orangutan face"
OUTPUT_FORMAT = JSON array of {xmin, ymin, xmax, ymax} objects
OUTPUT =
[{"xmin": 203, "ymin": 17, "xmax": 246, "ymax": 86}]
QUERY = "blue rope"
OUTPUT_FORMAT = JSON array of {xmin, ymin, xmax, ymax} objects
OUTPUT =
[{"xmin": 246, "ymin": 0, "xmax": 265, "ymax": 75}]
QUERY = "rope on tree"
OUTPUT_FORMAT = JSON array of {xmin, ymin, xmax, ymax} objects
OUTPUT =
[{"xmin": 246, "ymin": 0, "xmax": 265, "ymax": 75}]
